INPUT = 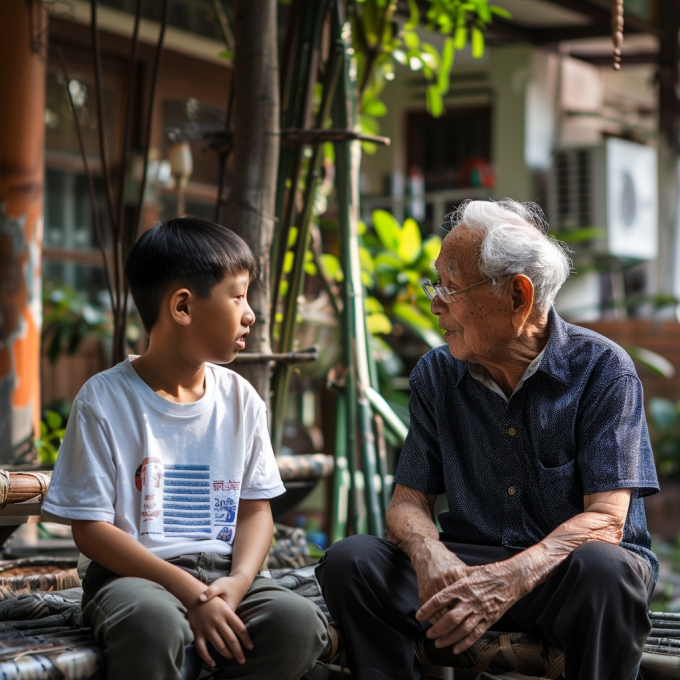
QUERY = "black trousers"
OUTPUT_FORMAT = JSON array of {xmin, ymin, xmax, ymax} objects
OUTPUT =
[{"xmin": 316, "ymin": 535, "xmax": 653, "ymax": 680}]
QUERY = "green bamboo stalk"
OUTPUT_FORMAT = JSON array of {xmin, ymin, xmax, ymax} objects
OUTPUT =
[
  {"xmin": 331, "ymin": 393, "xmax": 350, "ymax": 543},
  {"xmin": 270, "ymin": 0, "xmax": 327, "ymax": 317},
  {"xmin": 366, "ymin": 386, "xmax": 408, "ymax": 443},
  {"xmin": 270, "ymin": 45, "xmax": 343, "ymax": 450},
  {"xmin": 333, "ymin": 3, "xmax": 383, "ymax": 537}
]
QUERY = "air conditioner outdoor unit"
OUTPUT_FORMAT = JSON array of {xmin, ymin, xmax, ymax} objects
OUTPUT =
[{"xmin": 549, "ymin": 138, "xmax": 658, "ymax": 260}]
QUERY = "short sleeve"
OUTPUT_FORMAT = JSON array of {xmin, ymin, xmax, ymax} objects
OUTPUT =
[
  {"xmin": 394, "ymin": 374, "xmax": 445, "ymax": 495},
  {"xmin": 577, "ymin": 374, "xmax": 659, "ymax": 497},
  {"xmin": 42, "ymin": 399, "xmax": 117, "ymax": 523},
  {"xmin": 240, "ymin": 403, "xmax": 285, "ymax": 499}
]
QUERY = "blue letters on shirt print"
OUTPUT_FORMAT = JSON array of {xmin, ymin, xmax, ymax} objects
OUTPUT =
[
  {"xmin": 162, "ymin": 465, "xmax": 212, "ymax": 538},
  {"xmin": 212, "ymin": 479, "xmax": 240, "ymax": 544}
]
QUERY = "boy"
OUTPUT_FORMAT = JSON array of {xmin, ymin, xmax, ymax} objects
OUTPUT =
[{"xmin": 42, "ymin": 217, "xmax": 330, "ymax": 680}]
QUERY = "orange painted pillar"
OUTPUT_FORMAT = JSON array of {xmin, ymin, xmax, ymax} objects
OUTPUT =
[{"xmin": 0, "ymin": 1, "xmax": 46, "ymax": 461}]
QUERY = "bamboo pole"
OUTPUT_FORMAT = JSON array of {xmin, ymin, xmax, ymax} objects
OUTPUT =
[
  {"xmin": 270, "ymin": 1, "xmax": 328, "ymax": 318},
  {"xmin": 333, "ymin": 5, "xmax": 383, "ymax": 538},
  {"xmin": 270, "ymin": 41, "xmax": 343, "ymax": 450}
]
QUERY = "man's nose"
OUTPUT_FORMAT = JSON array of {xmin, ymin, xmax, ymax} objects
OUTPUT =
[{"xmin": 430, "ymin": 294, "xmax": 444, "ymax": 316}]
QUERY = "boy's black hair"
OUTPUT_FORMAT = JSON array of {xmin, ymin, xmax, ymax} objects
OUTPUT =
[{"xmin": 125, "ymin": 216, "xmax": 258, "ymax": 333}]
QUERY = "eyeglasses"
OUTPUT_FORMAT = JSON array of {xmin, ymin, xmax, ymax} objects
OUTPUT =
[{"xmin": 421, "ymin": 277, "xmax": 491, "ymax": 304}]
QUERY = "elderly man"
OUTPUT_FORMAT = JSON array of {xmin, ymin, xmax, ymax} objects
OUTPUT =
[{"xmin": 317, "ymin": 199, "xmax": 659, "ymax": 680}]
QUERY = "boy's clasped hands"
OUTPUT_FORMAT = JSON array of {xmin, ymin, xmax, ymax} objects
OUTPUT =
[{"xmin": 188, "ymin": 574, "xmax": 254, "ymax": 667}]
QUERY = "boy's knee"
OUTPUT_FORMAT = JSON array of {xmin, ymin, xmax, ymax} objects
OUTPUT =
[
  {"xmin": 87, "ymin": 577, "xmax": 192, "ymax": 650},
  {"xmin": 258, "ymin": 593, "xmax": 329, "ymax": 666}
]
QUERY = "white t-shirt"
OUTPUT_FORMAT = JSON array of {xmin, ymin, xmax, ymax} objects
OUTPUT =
[{"xmin": 42, "ymin": 357, "xmax": 285, "ymax": 561}]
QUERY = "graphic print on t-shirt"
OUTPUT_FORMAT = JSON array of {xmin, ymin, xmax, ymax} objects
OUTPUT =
[
  {"xmin": 212, "ymin": 479, "xmax": 240, "ymax": 544},
  {"xmin": 161, "ymin": 465, "xmax": 212, "ymax": 538},
  {"xmin": 135, "ymin": 457, "xmax": 165, "ymax": 537},
  {"xmin": 134, "ymin": 463, "xmax": 241, "ymax": 543}
]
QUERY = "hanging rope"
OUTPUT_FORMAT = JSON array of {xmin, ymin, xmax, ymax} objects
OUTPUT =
[{"xmin": 612, "ymin": 0, "xmax": 624, "ymax": 70}]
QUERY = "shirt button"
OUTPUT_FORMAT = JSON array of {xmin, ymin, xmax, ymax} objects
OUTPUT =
[
  {"xmin": 508, "ymin": 427, "xmax": 517, "ymax": 436},
  {"xmin": 508, "ymin": 486, "xmax": 516, "ymax": 495}
]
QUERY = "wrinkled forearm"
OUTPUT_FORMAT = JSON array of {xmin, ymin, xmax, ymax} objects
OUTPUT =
[
  {"xmin": 501, "ymin": 506, "xmax": 626, "ymax": 597},
  {"xmin": 386, "ymin": 488, "xmax": 466, "ymax": 579}
]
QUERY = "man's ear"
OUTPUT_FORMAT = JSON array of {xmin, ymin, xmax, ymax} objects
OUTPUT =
[
  {"xmin": 511, "ymin": 274, "xmax": 534, "ymax": 329},
  {"xmin": 169, "ymin": 288, "xmax": 193, "ymax": 326}
]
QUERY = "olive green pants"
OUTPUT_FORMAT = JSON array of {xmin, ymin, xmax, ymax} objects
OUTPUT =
[{"xmin": 81, "ymin": 553, "xmax": 329, "ymax": 680}]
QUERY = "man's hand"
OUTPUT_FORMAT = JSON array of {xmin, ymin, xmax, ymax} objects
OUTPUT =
[
  {"xmin": 386, "ymin": 485, "xmax": 469, "ymax": 609},
  {"xmin": 411, "ymin": 541, "xmax": 468, "ymax": 607},
  {"xmin": 186, "ymin": 594, "xmax": 253, "ymax": 667},
  {"xmin": 416, "ymin": 561, "xmax": 522, "ymax": 653},
  {"xmin": 417, "ymin": 488, "xmax": 633, "ymax": 654}
]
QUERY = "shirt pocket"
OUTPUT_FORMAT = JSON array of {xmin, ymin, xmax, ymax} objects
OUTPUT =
[{"xmin": 534, "ymin": 458, "xmax": 583, "ymax": 529}]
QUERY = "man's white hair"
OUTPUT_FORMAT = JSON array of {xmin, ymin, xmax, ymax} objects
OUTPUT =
[{"xmin": 445, "ymin": 198, "xmax": 572, "ymax": 314}]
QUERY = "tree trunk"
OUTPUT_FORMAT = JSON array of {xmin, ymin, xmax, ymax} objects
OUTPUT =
[
  {"xmin": 223, "ymin": 0, "xmax": 280, "ymax": 407},
  {"xmin": 0, "ymin": 1, "xmax": 47, "ymax": 461}
]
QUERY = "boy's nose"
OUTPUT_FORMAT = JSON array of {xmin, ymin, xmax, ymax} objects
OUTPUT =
[{"xmin": 243, "ymin": 306, "xmax": 255, "ymax": 326}]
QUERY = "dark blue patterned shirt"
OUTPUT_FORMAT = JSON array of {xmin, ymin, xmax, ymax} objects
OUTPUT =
[{"xmin": 394, "ymin": 309, "xmax": 660, "ymax": 581}]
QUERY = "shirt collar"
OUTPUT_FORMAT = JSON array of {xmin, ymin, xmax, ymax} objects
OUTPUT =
[{"xmin": 453, "ymin": 307, "xmax": 569, "ymax": 389}]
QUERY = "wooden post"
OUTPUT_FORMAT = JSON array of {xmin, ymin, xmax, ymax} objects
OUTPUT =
[
  {"xmin": 0, "ymin": 1, "xmax": 46, "ymax": 461},
  {"xmin": 222, "ymin": 0, "xmax": 280, "ymax": 404}
]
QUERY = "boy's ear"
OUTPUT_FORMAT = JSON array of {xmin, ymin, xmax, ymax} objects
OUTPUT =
[{"xmin": 169, "ymin": 288, "xmax": 193, "ymax": 326}]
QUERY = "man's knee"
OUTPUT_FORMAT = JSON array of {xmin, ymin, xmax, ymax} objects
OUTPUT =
[
  {"xmin": 317, "ymin": 534, "xmax": 389, "ymax": 587},
  {"xmin": 568, "ymin": 542, "xmax": 650, "ymax": 605}
]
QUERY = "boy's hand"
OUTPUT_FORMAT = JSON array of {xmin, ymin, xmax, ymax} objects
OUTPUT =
[
  {"xmin": 199, "ymin": 574, "xmax": 250, "ymax": 612},
  {"xmin": 186, "ymin": 595, "xmax": 253, "ymax": 667}
]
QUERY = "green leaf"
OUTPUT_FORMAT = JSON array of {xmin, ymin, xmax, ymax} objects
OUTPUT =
[
  {"xmin": 426, "ymin": 84, "xmax": 443, "ymax": 117},
  {"xmin": 304, "ymin": 261, "xmax": 318, "ymax": 276},
  {"xmin": 454, "ymin": 25, "xmax": 468, "ymax": 50},
  {"xmin": 392, "ymin": 303, "xmax": 443, "ymax": 347},
  {"xmin": 397, "ymin": 218, "xmax": 422, "ymax": 264},
  {"xmin": 365, "ymin": 296, "xmax": 385, "ymax": 314},
  {"xmin": 372, "ymin": 210, "xmax": 401, "ymax": 251},
  {"xmin": 489, "ymin": 5, "xmax": 512, "ymax": 19},
  {"xmin": 283, "ymin": 251, "xmax": 295, "ymax": 274},
  {"xmin": 405, "ymin": 0, "xmax": 419, "ymax": 29},
  {"xmin": 422, "ymin": 235, "xmax": 442, "ymax": 265},
  {"xmin": 320, "ymin": 254, "xmax": 343, "ymax": 281},
  {"xmin": 374, "ymin": 252, "xmax": 403, "ymax": 272},
  {"xmin": 366, "ymin": 313, "xmax": 393, "ymax": 335},
  {"xmin": 45, "ymin": 410, "xmax": 62, "ymax": 431},
  {"xmin": 438, "ymin": 37, "xmax": 455, "ymax": 95},
  {"xmin": 360, "ymin": 114, "xmax": 380, "ymax": 135},
  {"xmin": 471, "ymin": 26, "xmax": 485, "ymax": 58},
  {"xmin": 287, "ymin": 226, "xmax": 299, "ymax": 248},
  {"xmin": 362, "ymin": 98, "xmax": 388, "ymax": 117},
  {"xmin": 218, "ymin": 49, "xmax": 234, "ymax": 60},
  {"xmin": 649, "ymin": 398, "xmax": 680, "ymax": 431},
  {"xmin": 359, "ymin": 246, "xmax": 375, "ymax": 274},
  {"xmin": 625, "ymin": 345, "xmax": 676, "ymax": 379},
  {"xmin": 361, "ymin": 271, "xmax": 375, "ymax": 288},
  {"xmin": 549, "ymin": 227, "xmax": 605, "ymax": 244},
  {"xmin": 403, "ymin": 30, "xmax": 420, "ymax": 50}
]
